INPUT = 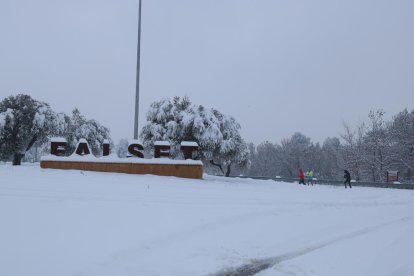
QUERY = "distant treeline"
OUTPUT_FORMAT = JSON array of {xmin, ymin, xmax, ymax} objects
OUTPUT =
[{"xmin": 243, "ymin": 109, "xmax": 414, "ymax": 183}]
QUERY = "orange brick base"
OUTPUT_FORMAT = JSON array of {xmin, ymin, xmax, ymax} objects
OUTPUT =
[{"xmin": 40, "ymin": 161, "xmax": 203, "ymax": 179}]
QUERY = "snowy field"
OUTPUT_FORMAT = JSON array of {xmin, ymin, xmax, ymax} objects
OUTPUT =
[{"xmin": 1, "ymin": 164, "xmax": 414, "ymax": 276}]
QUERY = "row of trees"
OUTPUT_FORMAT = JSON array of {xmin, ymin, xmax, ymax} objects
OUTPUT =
[
  {"xmin": 1, "ymin": 94, "xmax": 413, "ymax": 183},
  {"xmin": 0, "ymin": 94, "xmax": 110, "ymax": 165},
  {"xmin": 246, "ymin": 109, "xmax": 414, "ymax": 183}
]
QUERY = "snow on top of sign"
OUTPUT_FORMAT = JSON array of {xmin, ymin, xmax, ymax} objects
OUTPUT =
[
  {"xmin": 78, "ymin": 138, "xmax": 88, "ymax": 143},
  {"xmin": 103, "ymin": 139, "xmax": 110, "ymax": 144},
  {"xmin": 154, "ymin": 141, "xmax": 171, "ymax": 146},
  {"xmin": 41, "ymin": 154, "xmax": 203, "ymax": 166},
  {"xmin": 50, "ymin": 137, "xmax": 67, "ymax": 143},
  {"xmin": 181, "ymin": 141, "xmax": 198, "ymax": 147}
]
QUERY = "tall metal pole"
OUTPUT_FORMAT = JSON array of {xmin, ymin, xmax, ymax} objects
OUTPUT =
[{"xmin": 134, "ymin": 0, "xmax": 142, "ymax": 139}]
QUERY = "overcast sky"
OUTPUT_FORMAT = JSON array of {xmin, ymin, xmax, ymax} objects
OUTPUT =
[{"xmin": 1, "ymin": 0, "xmax": 413, "ymax": 144}]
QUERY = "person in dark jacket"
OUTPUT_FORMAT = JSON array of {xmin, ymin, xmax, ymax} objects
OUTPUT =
[
  {"xmin": 299, "ymin": 169, "xmax": 306, "ymax": 185},
  {"xmin": 344, "ymin": 170, "xmax": 352, "ymax": 188}
]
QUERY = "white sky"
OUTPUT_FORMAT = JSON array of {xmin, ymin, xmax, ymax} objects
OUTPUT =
[{"xmin": 1, "ymin": 0, "xmax": 413, "ymax": 144}]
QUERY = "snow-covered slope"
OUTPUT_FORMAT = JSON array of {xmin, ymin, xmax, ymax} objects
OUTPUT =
[{"xmin": 1, "ymin": 164, "xmax": 414, "ymax": 276}]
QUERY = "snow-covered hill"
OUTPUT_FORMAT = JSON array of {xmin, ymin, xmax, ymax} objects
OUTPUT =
[{"xmin": 1, "ymin": 164, "xmax": 414, "ymax": 276}]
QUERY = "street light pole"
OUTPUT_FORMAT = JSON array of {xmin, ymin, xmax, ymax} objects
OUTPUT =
[{"xmin": 134, "ymin": 0, "xmax": 142, "ymax": 139}]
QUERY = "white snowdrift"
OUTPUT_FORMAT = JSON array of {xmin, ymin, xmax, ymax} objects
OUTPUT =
[{"xmin": 0, "ymin": 163, "xmax": 414, "ymax": 276}]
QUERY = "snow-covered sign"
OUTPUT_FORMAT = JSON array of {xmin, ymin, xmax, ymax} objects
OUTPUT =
[
  {"xmin": 41, "ymin": 139, "xmax": 203, "ymax": 179},
  {"xmin": 48, "ymin": 138, "xmax": 199, "ymax": 161}
]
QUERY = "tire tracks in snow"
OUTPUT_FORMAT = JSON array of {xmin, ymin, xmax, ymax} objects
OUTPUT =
[
  {"xmin": 209, "ymin": 214, "xmax": 414, "ymax": 276},
  {"xmin": 70, "ymin": 209, "xmax": 285, "ymax": 276}
]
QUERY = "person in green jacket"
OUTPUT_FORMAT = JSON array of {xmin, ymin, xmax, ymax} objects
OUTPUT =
[{"xmin": 306, "ymin": 169, "xmax": 314, "ymax": 186}]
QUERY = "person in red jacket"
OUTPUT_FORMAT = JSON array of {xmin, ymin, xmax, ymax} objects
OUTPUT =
[{"xmin": 299, "ymin": 168, "xmax": 306, "ymax": 185}]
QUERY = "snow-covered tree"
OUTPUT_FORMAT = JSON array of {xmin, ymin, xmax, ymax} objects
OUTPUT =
[
  {"xmin": 0, "ymin": 94, "xmax": 60, "ymax": 165},
  {"xmin": 247, "ymin": 141, "xmax": 282, "ymax": 177},
  {"xmin": 203, "ymin": 108, "xmax": 249, "ymax": 176},
  {"xmin": 320, "ymin": 137, "xmax": 343, "ymax": 180},
  {"xmin": 115, "ymin": 138, "xmax": 129, "ymax": 158},
  {"xmin": 140, "ymin": 96, "xmax": 193, "ymax": 157},
  {"xmin": 340, "ymin": 122, "xmax": 366, "ymax": 181},
  {"xmin": 280, "ymin": 132, "xmax": 314, "ymax": 177},
  {"xmin": 362, "ymin": 110, "xmax": 392, "ymax": 182},
  {"xmin": 389, "ymin": 109, "xmax": 414, "ymax": 181},
  {"xmin": 61, "ymin": 108, "xmax": 111, "ymax": 156},
  {"xmin": 140, "ymin": 96, "xmax": 249, "ymax": 176}
]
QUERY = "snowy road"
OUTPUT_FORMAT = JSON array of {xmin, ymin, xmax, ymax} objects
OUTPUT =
[{"xmin": 1, "ymin": 164, "xmax": 414, "ymax": 276}]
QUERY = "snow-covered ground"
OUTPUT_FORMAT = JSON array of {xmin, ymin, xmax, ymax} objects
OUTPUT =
[{"xmin": 1, "ymin": 164, "xmax": 414, "ymax": 276}]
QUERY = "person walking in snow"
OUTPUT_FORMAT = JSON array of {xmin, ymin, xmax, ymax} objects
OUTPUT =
[
  {"xmin": 344, "ymin": 170, "xmax": 352, "ymax": 188},
  {"xmin": 299, "ymin": 168, "xmax": 306, "ymax": 185},
  {"xmin": 306, "ymin": 169, "xmax": 314, "ymax": 186},
  {"xmin": 309, "ymin": 169, "xmax": 314, "ymax": 185}
]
